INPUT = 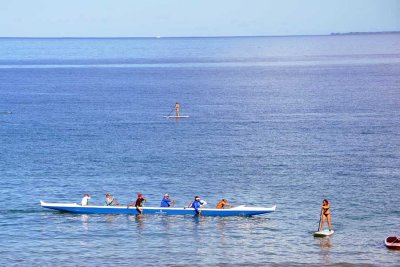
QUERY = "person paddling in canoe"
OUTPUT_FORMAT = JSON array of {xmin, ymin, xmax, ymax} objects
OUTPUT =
[
  {"xmin": 160, "ymin": 193, "xmax": 174, "ymax": 207},
  {"xmin": 185, "ymin": 197, "xmax": 207, "ymax": 209},
  {"xmin": 216, "ymin": 199, "xmax": 234, "ymax": 209},
  {"xmin": 81, "ymin": 193, "xmax": 90, "ymax": 206},
  {"xmin": 105, "ymin": 193, "xmax": 120, "ymax": 206},
  {"xmin": 128, "ymin": 193, "xmax": 146, "ymax": 215},
  {"xmin": 319, "ymin": 199, "xmax": 332, "ymax": 232},
  {"xmin": 186, "ymin": 196, "xmax": 202, "ymax": 215}
]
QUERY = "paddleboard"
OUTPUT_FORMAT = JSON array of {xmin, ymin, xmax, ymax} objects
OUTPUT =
[
  {"xmin": 163, "ymin": 115, "xmax": 189, "ymax": 118},
  {"xmin": 314, "ymin": 229, "xmax": 334, "ymax": 237}
]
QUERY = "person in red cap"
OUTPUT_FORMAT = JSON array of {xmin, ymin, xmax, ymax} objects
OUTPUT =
[{"xmin": 128, "ymin": 193, "xmax": 146, "ymax": 215}]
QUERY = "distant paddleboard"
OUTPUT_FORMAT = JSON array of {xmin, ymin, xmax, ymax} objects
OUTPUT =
[
  {"xmin": 314, "ymin": 229, "xmax": 334, "ymax": 237},
  {"xmin": 163, "ymin": 115, "xmax": 189, "ymax": 118}
]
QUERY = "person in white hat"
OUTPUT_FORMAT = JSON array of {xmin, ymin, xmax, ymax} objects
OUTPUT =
[{"xmin": 160, "ymin": 193, "xmax": 174, "ymax": 207}]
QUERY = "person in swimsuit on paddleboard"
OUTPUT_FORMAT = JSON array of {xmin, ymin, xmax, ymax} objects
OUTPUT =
[
  {"xmin": 175, "ymin": 102, "xmax": 180, "ymax": 117},
  {"xmin": 319, "ymin": 199, "xmax": 332, "ymax": 231}
]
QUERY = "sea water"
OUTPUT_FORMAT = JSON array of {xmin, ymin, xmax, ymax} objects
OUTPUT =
[{"xmin": 0, "ymin": 35, "xmax": 399, "ymax": 266}]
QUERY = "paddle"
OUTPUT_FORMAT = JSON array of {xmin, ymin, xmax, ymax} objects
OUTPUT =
[
  {"xmin": 166, "ymin": 106, "xmax": 175, "ymax": 116},
  {"xmin": 194, "ymin": 207, "xmax": 202, "ymax": 216},
  {"xmin": 317, "ymin": 207, "xmax": 323, "ymax": 232}
]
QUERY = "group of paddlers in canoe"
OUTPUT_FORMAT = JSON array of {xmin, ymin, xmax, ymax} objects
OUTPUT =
[{"xmin": 81, "ymin": 193, "xmax": 233, "ymax": 215}]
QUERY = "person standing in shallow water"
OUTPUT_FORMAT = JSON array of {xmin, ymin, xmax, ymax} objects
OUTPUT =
[
  {"xmin": 175, "ymin": 102, "xmax": 180, "ymax": 117},
  {"xmin": 319, "ymin": 199, "xmax": 332, "ymax": 231}
]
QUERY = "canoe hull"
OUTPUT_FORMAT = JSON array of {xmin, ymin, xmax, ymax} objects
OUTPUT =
[{"xmin": 40, "ymin": 201, "xmax": 276, "ymax": 217}]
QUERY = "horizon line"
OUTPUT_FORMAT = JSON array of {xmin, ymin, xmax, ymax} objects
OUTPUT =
[{"xmin": 1, "ymin": 31, "xmax": 399, "ymax": 39}]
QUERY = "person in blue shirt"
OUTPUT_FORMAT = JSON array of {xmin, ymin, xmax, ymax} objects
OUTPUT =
[
  {"xmin": 190, "ymin": 196, "xmax": 202, "ymax": 215},
  {"xmin": 160, "ymin": 193, "xmax": 174, "ymax": 207},
  {"xmin": 185, "ymin": 196, "xmax": 207, "ymax": 208}
]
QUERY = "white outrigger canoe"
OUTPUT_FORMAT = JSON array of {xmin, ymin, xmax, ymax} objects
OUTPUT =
[{"xmin": 40, "ymin": 201, "xmax": 276, "ymax": 217}]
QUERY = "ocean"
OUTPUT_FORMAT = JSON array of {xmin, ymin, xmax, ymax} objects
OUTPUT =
[{"xmin": 0, "ymin": 34, "xmax": 399, "ymax": 266}]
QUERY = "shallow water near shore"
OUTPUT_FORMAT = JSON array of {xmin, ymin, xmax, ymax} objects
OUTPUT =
[{"xmin": 0, "ymin": 34, "xmax": 400, "ymax": 266}]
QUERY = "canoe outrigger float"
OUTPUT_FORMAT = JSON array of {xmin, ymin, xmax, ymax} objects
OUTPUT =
[{"xmin": 40, "ymin": 201, "xmax": 276, "ymax": 217}]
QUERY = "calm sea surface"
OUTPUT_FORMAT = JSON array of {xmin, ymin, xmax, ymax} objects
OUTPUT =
[{"xmin": 0, "ymin": 35, "xmax": 400, "ymax": 266}]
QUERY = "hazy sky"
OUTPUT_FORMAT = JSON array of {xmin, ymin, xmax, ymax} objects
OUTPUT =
[{"xmin": 1, "ymin": 0, "xmax": 399, "ymax": 37}]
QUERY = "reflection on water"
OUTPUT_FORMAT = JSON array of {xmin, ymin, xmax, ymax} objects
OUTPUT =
[
  {"xmin": 105, "ymin": 214, "xmax": 120, "ymax": 223},
  {"xmin": 80, "ymin": 215, "xmax": 89, "ymax": 231},
  {"xmin": 134, "ymin": 214, "xmax": 145, "ymax": 234},
  {"xmin": 216, "ymin": 218, "xmax": 228, "ymax": 244},
  {"xmin": 318, "ymin": 237, "xmax": 332, "ymax": 250},
  {"xmin": 192, "ymin": 214, "xmax": 209, "ymax": 227},
  {"xmin": 317, "ymin": 237, "xmax": 332, "ymax": 265},
  {"xmin": 159, "ymin": 216, "xmax": 172, "ymax": 232}
]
